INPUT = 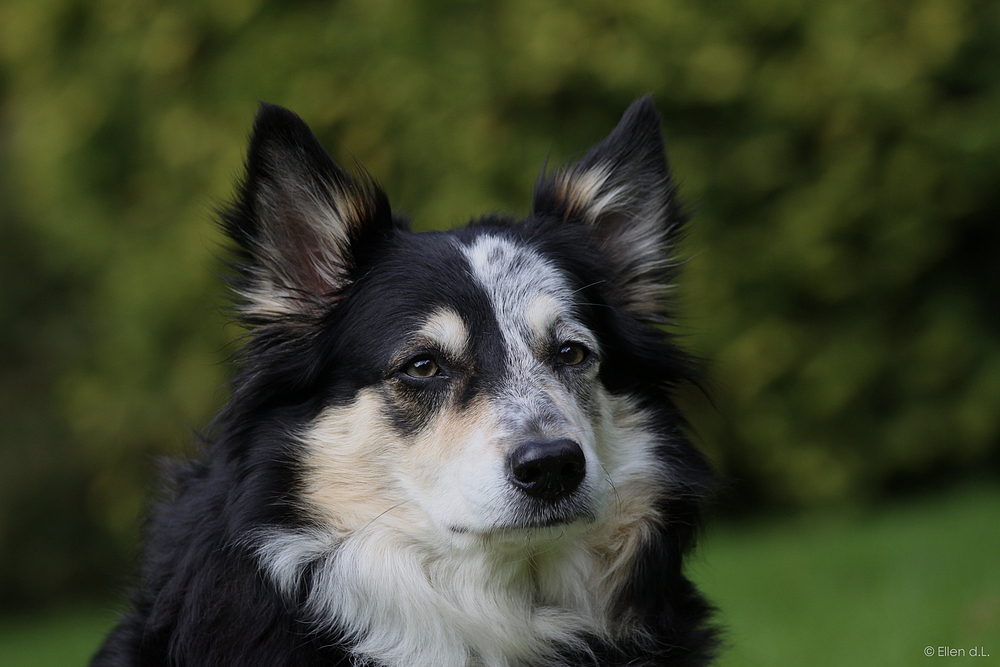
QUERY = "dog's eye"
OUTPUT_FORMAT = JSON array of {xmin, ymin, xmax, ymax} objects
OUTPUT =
[
  {"xmin": 403, "ymin": 356, "xmax": 440, "ymax": 378},
  {"xmin": 556, "ymin": 342, "xmax": 588, "ymax": 366}
]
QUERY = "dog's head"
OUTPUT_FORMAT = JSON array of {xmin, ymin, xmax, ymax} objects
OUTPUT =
[{"xmin": 223, "ymin": 98, "xmax": 696, "ymax": 543}]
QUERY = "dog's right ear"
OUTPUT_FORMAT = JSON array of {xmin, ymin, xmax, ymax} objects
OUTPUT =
[{"xmin": 224, "ymin": 103, "xmax": 394, "ymax": 323}]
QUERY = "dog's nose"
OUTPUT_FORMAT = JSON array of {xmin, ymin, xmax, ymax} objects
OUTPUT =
[{"xmin": 508, "ymin": 439, "xmax": 586, "ymax": 501}]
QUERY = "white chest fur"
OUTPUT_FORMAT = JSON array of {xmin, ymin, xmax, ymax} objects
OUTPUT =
[{"xmin": 256, "ymin": 521, "xmax": 646, "ymax": 667}]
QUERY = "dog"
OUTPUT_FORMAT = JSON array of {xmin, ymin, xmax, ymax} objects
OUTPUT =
[{"xmin": 91, "ymin": 97, "xmax": 718, "ymax": 667}]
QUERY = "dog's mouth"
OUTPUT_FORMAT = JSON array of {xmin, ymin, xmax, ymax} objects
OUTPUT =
[{"xmin": 448, "ymin": 505, "xmax": 596, "ymax": 535}]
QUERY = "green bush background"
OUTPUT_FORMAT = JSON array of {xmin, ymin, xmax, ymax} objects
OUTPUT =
[{"xmin": 0, "ymin": 0, "xmax": 998, "ymax": 608}]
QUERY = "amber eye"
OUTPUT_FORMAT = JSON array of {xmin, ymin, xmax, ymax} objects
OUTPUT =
[
  {"xmin": 403, "ymin": 356, "xmax": 440, "ymax": 378},
  {"xmin": 556, "ymin": 342, "xmax": 588, "ymax": 366}
]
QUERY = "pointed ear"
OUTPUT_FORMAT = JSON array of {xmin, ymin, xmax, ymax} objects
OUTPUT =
[
  {"xmin": 224, "ymin": 103, "xmax": 394, "ymax": 323},
  {"xmin": 532, "ymin": 96, "xmax": 683, "ymax": 321}
]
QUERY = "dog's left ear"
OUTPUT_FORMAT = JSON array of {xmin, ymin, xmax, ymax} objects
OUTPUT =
[{"xmin": 532, "ymin": 96, "xmax": 682, "ymax": 321}]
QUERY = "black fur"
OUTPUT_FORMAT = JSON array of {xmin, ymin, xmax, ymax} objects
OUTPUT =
[{"xmin": 92, "ymin": 97, "xmax": 718, "ymax": 667}]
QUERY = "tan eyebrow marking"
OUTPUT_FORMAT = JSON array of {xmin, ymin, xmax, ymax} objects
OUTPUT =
[
  {"xmin": 526, "ymin": 293, "xmax": 561, "ymax": 341},
  {"xmin": 416, "ymin": 308, "xmax": 469, "ymax": 358}
]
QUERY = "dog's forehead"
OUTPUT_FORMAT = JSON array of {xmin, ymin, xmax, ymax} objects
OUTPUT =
[
  {"xmin": 458, "ymin": 233, "xmax": 574, "ymax": 341},
  {"xmin": 346, "ymin": 230, "xmax": 583, "ymax": 364},
  {"xmin": 461, "ymin": 234, "xmax": 566, "ymax": 296}
]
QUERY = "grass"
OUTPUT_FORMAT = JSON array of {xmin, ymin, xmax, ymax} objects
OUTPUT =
[
  {"xmin": 1, "ymin": 485, "xmax": 997, "ymax": 666},
  {"xmin": 691, "ymin": 485, "xmax": 1000, "ymax": 667}
]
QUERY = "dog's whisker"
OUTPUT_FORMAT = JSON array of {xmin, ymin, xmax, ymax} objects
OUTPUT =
[
  {"xmin": 601, "ymin": 464, "xmax": 623, "ymax": 516},
  {"xmin": 571, "ymin": 280, "xmax": 607, "ymax": 294},
  {"xmin": 573, "ymin": 301, "xmax": 613, "ymax": 309},
  {"xmin": 355, "ymin": 501, "xmax": 411, "ymax": 536}
]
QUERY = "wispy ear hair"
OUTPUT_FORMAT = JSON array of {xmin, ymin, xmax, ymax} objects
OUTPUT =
[
  {"xmin": 533, "ymin": 96, "xmax": 685, "ymax": 321},
  {"xmin": 223, "ymin": 103, "xmax": 395, "ymax": 324}
]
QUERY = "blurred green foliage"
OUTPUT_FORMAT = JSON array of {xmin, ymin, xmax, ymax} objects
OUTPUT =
[{"xmin": 0, "ymin": 0, "xmax": 998, "ymax": 607}]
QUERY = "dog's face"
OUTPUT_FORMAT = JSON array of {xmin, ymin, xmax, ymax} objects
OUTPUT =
[
  {"xmin": 300, "ymin": 231, "xmax": 612, "ymax": 538},
  {"xmin": 226, "ymin": 99, "xmax": 688, "ymax": 545}
]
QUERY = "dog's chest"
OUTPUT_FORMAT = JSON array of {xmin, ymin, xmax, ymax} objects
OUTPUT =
[{"xmin": 261, "ymin": 527, "xmax": 617, "ymax": 667}]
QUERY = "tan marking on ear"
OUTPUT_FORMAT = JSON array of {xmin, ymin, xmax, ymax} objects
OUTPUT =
[
  {"xmin": 299, "ymin": 389, "xmax": 418, "ymax": 535},
  {"xmin": 322, "ymin": 186, "xmax": 377, "ymax": 242},
  {"xmin": 416, "ymin": 308, "xmax": 469, "ymax": 359},
  {"xmin": 239, "ymin": 284, "xmax": 299, "ymax": 320},
  {"xmin": 551, "ymin": 164, "xmax": 678, "ymax": 320},
  {"xmin": 290, "ymin": 185, "xmax": 376, "ymax": 292},
  {"xmin": 242, "ymin": 180, "xmax": 382, "ymax": 320},
  {"xmin": 555, "ymin": 167, "xmax": 613, "ymax": 222},
  {"xmin": 239, "ymin": 277, "xmax": 331, "ymax": 322}
]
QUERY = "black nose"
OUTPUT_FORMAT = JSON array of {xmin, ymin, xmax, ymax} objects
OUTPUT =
[{"xmin": 508, "ymin": 439, "xmax": 586, "ymax": 501}]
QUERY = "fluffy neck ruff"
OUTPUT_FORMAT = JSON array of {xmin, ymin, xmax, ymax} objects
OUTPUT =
[{"xmin": 256, "ymin": 514, "xmax": 653, "ymax": 667}]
